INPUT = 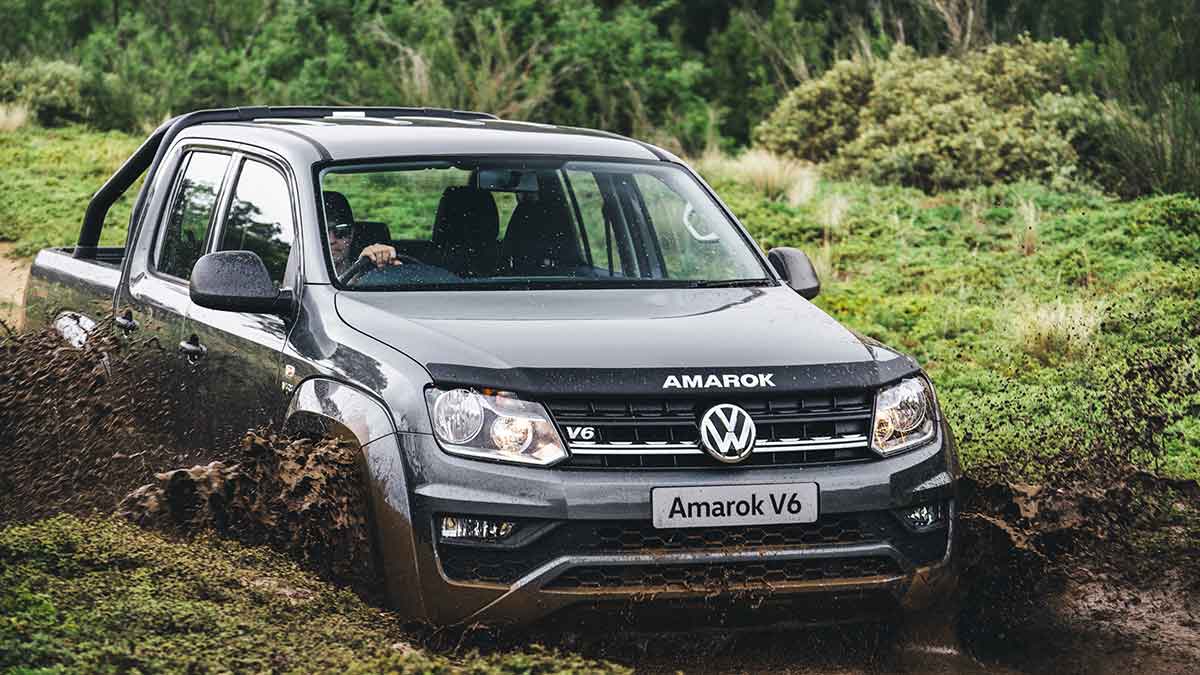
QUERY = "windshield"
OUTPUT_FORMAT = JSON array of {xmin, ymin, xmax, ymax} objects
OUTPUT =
[{"xmin": 320, "ymin": 158, "xmax": 770, "ymax": 289}]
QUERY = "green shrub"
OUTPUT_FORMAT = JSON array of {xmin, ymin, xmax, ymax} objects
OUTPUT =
[
  {"xmin": 0, "ymin": 59, "xmax": 139, "ymax": 130},
  {"xmin": 0, "ymin": 59, "xmax": 87, "ymax": 126},
  {"xmin": 1130, "ymin": 193, "xmax": 1200, "ymax": 263},
  {"xmin": 752, "ymin": 59, "xmax": 873, "ymax": 162},
  {"xmin": 756, "ymin": 38, "xmax": 1120, "ymax": 193}
]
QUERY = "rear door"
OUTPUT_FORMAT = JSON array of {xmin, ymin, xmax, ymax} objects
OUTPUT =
[
  {"xmin": 118, "ymin": 148, "xmax": 233, "ymax": 451},
  {"xmin": 182, "ymin": 153, "xmax": 299, "ymax": 449}
]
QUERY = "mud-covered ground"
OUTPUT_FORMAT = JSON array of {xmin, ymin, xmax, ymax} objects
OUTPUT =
[{"xmin": 2, "ymin": 320, "xmax": 1197, "ymax": 673}]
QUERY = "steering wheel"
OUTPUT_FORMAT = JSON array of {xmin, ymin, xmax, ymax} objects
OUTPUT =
[{"xmin": 337, "ymin": 253, "xmax": 425, "ymax": 286}]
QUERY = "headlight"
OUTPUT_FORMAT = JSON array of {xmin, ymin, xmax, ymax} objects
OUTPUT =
[
  {"xmin": 425, "ymin": 387, "xmax": 568, "ymax": 466},
  {"xmin": 871, "ymin": 376, "xmax": 938, "ymax": 456}
]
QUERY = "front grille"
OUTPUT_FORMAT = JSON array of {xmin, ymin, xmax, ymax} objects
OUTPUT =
[
  {"xmin": 437, "ymin": 511, "xmax": 948, "ymax": 585},
  {"xmin": 545, "ymin": 392, "xmax": 875, "ymax": 469},
  {"xmin": 545, "ymin": 557, "xmax": 903, "ymax": 591}
]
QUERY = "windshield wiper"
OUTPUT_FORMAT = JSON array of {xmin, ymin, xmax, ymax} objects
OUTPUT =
[{"xmin": 683, "ymin": 278, "xmax": 773, "ymax": 288}]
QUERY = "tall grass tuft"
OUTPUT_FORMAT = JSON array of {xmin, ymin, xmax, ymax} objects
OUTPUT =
[
  {"xmin": 368, "ymin": 14, "xmax": 553, "ymax": 120},
  {"xmin": 1017, "ymin": 197, "xmax": 1040, "ymax": 256},
  {"xmin": 819, "ymin": 193, "xmax": 851, "ymax": 239},
  {"xmin": 1011, "ymin": 299, "xmax": 1104, "ymax": 362},
  {"xmin": 692, "ymin": 148, "xmax": 819, "ymax": 204},
  {"xmin": 1100, "ymin": 87, "xmax": 1200, "ymax": 198},
  {"xmin": 0, "ymin": 104, "xmax": 29, "ymax": 132}
]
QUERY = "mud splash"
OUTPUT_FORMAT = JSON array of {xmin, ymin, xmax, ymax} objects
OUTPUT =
[
  {"xmin": 120, "ymin": 432, "xmax": 379, "ymax": 596},
  {"xmin": 0, "ymin": 322, "xmax": 226, "ymax": 522}
]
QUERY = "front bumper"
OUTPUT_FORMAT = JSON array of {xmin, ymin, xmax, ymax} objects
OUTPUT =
[{"xmin": 368, "ymin": 420, "xmax": 960, "ymax": 627}]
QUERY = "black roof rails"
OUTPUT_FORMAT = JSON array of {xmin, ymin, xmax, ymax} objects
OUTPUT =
[{"xmin": 74, "ymin": 106, "xmax": 497, "ymax": 258}]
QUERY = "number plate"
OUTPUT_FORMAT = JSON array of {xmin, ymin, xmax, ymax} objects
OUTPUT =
[{"xmin": 651, "ymin": 483, "xmax": 819, "ymax": 529}]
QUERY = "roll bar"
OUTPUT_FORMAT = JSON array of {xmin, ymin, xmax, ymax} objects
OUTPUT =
[{"xmin": 73, "ymin": 105, "xmax": 498, "ymax": 258}]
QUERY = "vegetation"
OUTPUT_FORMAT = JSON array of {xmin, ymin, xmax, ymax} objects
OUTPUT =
[
  {"xmin": 0, "ymin": 515, "xmax": 626, "ymax": 673},
  {"xmin": 757, "ymin": 39, "xmax": 1111, "ymax": 192},
  {"xmin": 0, "ymin": 0, "xmax": 1197, "ymax": 164},
  {"xmin": 700, "ymin": 161, "xmax": 1200, "ymax": 480},
  {"xmin": 0, "ymin": 126, "xmax": 139, "ymax": 255}
]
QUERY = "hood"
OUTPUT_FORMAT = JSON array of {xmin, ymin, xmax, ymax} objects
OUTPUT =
[{"xmin": 334, "ymin": 286, "xmax": 919, "ymax": 396}]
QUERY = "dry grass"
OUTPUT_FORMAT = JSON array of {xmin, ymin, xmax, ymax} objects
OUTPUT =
[
  {"xmin": 819, "ymin": 193, "xmax": 851, "ymax": 238},
  {"xmin": 0, "ymin": 104, "xmax": 30, "ymax": 132},
  {"xmin": 810, "ymin": 239, "xmax": 835, "ymax": 284},
  {"xmin": 1017, "ymin": 197, "xmax": 1040, "ymax": 256},
  {"xmin": 1011, "ymin": 298, "xmax": 1105, "ymax": 362},
  {"xmin": 692, "ymin": 148, "xmax": 819, "ymax": 204}
]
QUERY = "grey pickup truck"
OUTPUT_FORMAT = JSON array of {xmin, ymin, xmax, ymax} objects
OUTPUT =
[{"xmin": 24, "ymin": 107, "xmax": 960, "ymax": 629}]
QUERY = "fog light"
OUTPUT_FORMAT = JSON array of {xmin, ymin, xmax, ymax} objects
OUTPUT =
[
  {"xmin": 897, "ymin": 502, "xmax": 947, "ymax": 531},
  {"xmin": 440, "ymin": 516, "xmax": 516, "ymax": 541}
]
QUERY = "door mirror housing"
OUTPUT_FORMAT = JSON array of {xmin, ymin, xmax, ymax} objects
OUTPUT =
[
  {"xmin": 190, "ymin": 251, "xmax": 292, "ymax": 314},
  {"xmin": 767, "ymin": 247, "xmax": 821, "ymax": 299}
]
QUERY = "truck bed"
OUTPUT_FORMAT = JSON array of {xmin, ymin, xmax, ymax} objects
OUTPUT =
[{"xmin": 22, "ymin": 247, "xmax": 124, "ymax": 329}]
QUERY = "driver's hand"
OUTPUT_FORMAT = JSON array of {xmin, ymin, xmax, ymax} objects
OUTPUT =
[{"xmin": 360, "ymin": 244, "xmax": 401, "ymax": 268}]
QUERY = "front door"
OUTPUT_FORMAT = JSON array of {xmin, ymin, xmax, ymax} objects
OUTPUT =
[{"xmin": 182, "ymin": 155, "xmax": 299, "ymax": 449}]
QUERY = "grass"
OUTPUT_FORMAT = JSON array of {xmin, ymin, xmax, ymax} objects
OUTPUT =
[
  {"xmin": 0, "ymin": 125, "xmax": 140, "ymax": 256},
  {"xmin": 0, "ymin": 515, "xmax": 626, "ymax": 674},
  {"xmin": 2, "ymin": 125, "xmax": 1197, "ymax": 479}
]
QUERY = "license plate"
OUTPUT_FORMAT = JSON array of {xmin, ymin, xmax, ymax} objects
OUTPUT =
[{"xmin": 652, "ymin": 483, "xmax": 819, "ymax": 529}]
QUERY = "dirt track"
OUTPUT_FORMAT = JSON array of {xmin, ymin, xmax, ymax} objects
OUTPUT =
[
  {"xmin": 0, "ymin": 243, "xmax": 27, "ymax": 329},
  {"xmin": 0, "ymin": 253, "xmax": 1197, "ymax": 673}
]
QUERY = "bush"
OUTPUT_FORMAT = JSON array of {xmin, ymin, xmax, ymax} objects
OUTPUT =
[
  {"xmin": 0, "ymin": 59, "xmax": 87, "ymax": 126},
  {"xmin": 1096, "ymin": 87, "xmax": 1200, "ymax": 199},
  {"xmin": 756, "ymin": 39, "xmax": 1118, "ymax": 193},
  {"xmin": 0, "ymin": 59, "xmax": 138, "ymax": 130},
  {"xmin": 753, "ymin": 59, "xmax": 873, "ymax": 162},
  {"xmin": 1130, "ymin": 193, "xmax": 1200, "ymax": 263}
]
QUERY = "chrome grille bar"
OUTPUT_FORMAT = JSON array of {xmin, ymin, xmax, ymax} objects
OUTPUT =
[{"xmin": 568, "ymin": 434, "xmax": 870, "ymax": 455}]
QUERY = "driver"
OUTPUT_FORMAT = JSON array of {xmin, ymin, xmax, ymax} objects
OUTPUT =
[{"xmin": 327, "ymin": 221, "xmax": 401, "ymax": 277}]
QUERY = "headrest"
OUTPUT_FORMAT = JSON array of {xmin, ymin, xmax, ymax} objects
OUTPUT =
[
  {"xmin": 323, "ymin": 191, "xmax": 354, "ymax": 228},
  {"xmin": 502, "ymin": 193, "xmax": 586, "ymax": 270},
  {"xmin": 432, "ymin": 186, "xmax": 499, "ymax": 246}
]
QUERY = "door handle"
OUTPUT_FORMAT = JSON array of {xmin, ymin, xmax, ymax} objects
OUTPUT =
[
  {"xmin": 178, "ymin": 337, "xmax": 207, "ymax": 361},
  {"xmin": 115, "ymin": 310, "xmax": 139, "ymax": 332}
]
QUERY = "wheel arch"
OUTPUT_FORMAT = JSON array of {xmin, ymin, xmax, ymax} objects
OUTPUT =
[{"xmin": 283, "ymin": 376, "xmax": 427, "ymax": 618}]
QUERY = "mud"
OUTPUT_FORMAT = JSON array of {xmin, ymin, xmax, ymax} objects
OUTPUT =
[
  {"xmin": 119, "ymin": 432, "xmax": 380, "ymax": 596},
  {"xmin": 2, "ymin": 319, "xmax": 1198, "ymax": 673},
  {"xmin": 0, "ymin": 322, "xmax": 235, "ymax": 521}
]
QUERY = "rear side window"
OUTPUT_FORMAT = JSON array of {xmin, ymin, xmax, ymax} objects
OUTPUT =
[
  {"xmin": 156, "ymin": 151, "xmax": 229, "ymax": 279},
  {"xmin": 218, "ymin": 159, "xmax": 295, "ymax": 288}
]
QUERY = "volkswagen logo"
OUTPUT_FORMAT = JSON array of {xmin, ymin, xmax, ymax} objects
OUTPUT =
[{"xmin": 698, "ymin": 403, "xmax": 757, "ymax": 463}]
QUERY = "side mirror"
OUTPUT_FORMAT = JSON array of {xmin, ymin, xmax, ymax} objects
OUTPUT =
[
  {"xmin": 190, "ymin": 251, "xmax": 292, "ymax": 314},
  {"xmin": 767, "ymin": 247, "xmax": 820, "ymax": 299}
]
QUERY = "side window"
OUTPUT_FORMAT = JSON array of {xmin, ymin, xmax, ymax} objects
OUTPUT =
[
  {"xmin": 218, "ymin": 159, "xmax": 296, "ymax": 288},
  {"xmin": 156, "ymin": 151, "xmax": 230, "ymax": 279}
]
